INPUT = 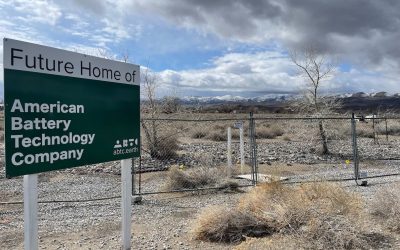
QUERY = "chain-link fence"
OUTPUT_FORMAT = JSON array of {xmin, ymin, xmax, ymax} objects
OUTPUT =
[
  {"xmin": 355, "ymin": 117, "xmax": 400, "ymax": 181},
  {"xmin": 135, "ymin": 117, "xmax": 254, "ymax": 195},
  {"xmin": 254, "ymin": 117, "xmax": 354, "ymax": 183},
  {"xmin": 134, "ymin": 114, "xmax": 400, "ymax": 195}
]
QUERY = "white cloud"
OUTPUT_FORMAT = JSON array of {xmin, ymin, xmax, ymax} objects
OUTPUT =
[
  {"xmin": 124, "ymin": 0, "xmax": 400, "ymax": 95},
  {"xmin": 156, "ymin": 50, "xmax": 400, "ymax": 97},
  {"xmin": 1, "ymin": 0, "xmax": 398, "ymax": 99},
  {"xmin": 157, "ymin": 51, "xmax": 303, "ymax": 95},
  {"xmin": 11, "ymin": 0, "xmax": 62, "ymax": 25}
]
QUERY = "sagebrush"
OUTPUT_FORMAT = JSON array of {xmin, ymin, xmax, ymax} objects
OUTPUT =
[
  {"xmin": 164, "ymin": 165, "xmax": 225, "ymax": 191},
  {"xmin": 193, "ymin": 182, "xmax": 388, "ymax": 249}
]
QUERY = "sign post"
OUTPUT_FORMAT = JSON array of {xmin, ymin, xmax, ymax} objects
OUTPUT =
[
  {"xmin": 3, "ymin": 38, "xmax": 140, "ymax": 249},
  {"xmin": 234, "ymin": 121, "xmax": 245, "ymax": 174},
  {"xmin": 121, "ymin": 159, "xmax": 132, "ymax": 250},
  {"xmin": 24, "ymin": 174, "xmax": 38, "ymax": 250}
]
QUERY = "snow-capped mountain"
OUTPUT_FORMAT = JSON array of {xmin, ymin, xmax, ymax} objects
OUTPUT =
[{"xmin": 180, "ymin": 92, "xmax": 400, "ymax": 105}]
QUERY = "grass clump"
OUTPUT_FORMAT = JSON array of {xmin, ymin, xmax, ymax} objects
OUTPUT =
[
  {"xmin": 150, "ymin": 135, "xmax": 179, "ymax": 160},
  {"xmin": 191, "ymin": 129, "xmax": 208, "ymax": 139},
  {"xmin": 357, "ymin": 129, "xmax": 375, "ymax": 138},
  {"xmin": 164, "ymin": 165, "xmax": 223, "ymax": 191},
  {"xmin": 256, "ymin": 126, "xmax": 284, "ymax": 139},
  {"xmin": 193, "ymin": 182, "xmax": 388, "ymax": 249},
  {"xmin": 193, "ymin": 206, "xmax": 272, "ymax": 244},
  {"xmin": 377, "ymin": 124, "xmax": 400, "ymax": 136},
  {"xmin": 371, "ymin": 184, "xmax": 400, "ymax": 232},
  {"xmin": 206, "ymin": 131, "xmax": 226, "ymax": 141}
]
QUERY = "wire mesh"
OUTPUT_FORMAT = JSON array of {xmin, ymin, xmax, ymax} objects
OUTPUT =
[
  {"xmin": 135, "ymin": 118, "xmax": 254, "ymax": 194},
  {"xmin": 134, "ymin": 115, "xmax": 400, "ymax": 194},
  {"xmin": 254, "ymin": 118, "xmax": 355, "ymax": 183},
  {"xmin": 355, "ymin": 118, "xmax": 400, "ymax": 178}
]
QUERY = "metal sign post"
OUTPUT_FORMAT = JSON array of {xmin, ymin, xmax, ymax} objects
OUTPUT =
[
  {"xmin": 24, "ymin": 174, "xmax": 38, "ymax": 250},
  {"xmin": 121, "ymin": 159, "xmax": 132, "ymax": 250}
]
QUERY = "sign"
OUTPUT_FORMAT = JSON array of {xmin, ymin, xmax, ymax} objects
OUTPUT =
[
  {"xmin": 234, "ymin": 121, "xmax": 243, "ymax": 129},
  {"xmin": 4, "ymin": 38, "xmax": 140, "ymax": 178}
]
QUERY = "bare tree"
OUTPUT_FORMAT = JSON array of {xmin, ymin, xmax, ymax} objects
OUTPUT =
[
  {"xmin": 141, "ymin": 68, "xmax": 161, "ymax": 158},
  {"xmin": 140, "ymin": 68, "xmax": 180, "ymax": 159},
  {"xmin": 290, "ymin": 47, "xmax": 336, "ymax": 154}
]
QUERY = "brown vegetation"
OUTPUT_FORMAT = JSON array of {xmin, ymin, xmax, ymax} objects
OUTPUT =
[
  {"xmin": 193, "ymin": 182, "xmax": 389, "ymax": 249},
  {"xmin": 371, "ymin": 184, "xmax": 400, "ymax": 232},
  {"xmin": 164, "ymin": 165, "xmax": 225, "ymax": 191},
  {"xmin": 255, "ymin": 125, "xmax": 284, "ymax": 139},
  {"xmin": 148, "ymin": 135, "xmax": 179, "ymax": 159}
]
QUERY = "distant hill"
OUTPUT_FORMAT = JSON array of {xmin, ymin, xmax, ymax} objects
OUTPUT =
[
  {"xmin": 340, "ymin": 96, "xmax": 400, "ymax": 113},
  {"xmin": 177, "ymin": 93, "xmax": 400, "ymax": 114}
]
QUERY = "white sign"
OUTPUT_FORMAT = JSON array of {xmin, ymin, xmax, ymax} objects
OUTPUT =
[{"xmin": 234, "ymin": 121, "xmax": 243, "ymax": 129}]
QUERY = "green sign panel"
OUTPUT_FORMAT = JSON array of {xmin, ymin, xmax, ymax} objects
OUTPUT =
[{"xmin": 3, "ymin": 38, "xmax": 140, "ymax": 178}]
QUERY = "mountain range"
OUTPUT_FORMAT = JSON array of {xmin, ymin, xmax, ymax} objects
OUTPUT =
[{"xmin": 179, "ymin": 92, "xmax": 400, "ymax": 113}]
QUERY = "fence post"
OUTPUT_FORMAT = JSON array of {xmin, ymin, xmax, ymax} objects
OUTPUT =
[
  {"xmin": 227, "ymin": 127, "xmax": 232, "ymax": 176},
  {"xmin": 385, "ymin": 118, "xmax": 388, "ymax": 142},
  {"xmin": 239, "ymin": 125, "xmax": 245, "ymax": 174},
  {"xmin": 249, "ymin": 112, "xmax": 258, "ymax": 185},
  {"xmin": 351, "ymin": 113, "xmax": 361, "ymax": 184},
  {"xmin": 373, "ymin": 114, "xmax": 377, "ymax": 144}
]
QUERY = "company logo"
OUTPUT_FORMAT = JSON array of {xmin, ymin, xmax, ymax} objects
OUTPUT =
[{"xmin": 113, "ymin": 138, "xmax": 139, "ymax": 155}]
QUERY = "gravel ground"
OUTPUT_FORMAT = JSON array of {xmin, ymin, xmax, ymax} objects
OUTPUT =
[
  {"xmin": 1, "ymin": 134, "xmax": 400, "ymax": 249},
  {"xmin": 0, "ymin": 170, "xmax": 247, "ymax": 250},
  {"xmin": 1, "ymin": 169, "xmax": 400, "ymax": 249}
]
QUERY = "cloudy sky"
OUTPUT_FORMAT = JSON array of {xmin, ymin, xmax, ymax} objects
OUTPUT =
[{"xmin": 1, "ymin": 0, "xmax": 400, "ymax": 99}]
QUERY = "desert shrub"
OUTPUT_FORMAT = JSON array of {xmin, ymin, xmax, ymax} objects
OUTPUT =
[
  {"xmin": 386, "ymin": 124, "xmax": 400, "ymax": 135},
  {"xmin": 371, "ymin": 184, "xmax": 400, "ymax": 232},
  {"xmin": 300, "ymin": 182, "xmax": 363, "ymax": 216},
  {"xmin": 234, "ymin": 234, "xmax": 300, "ymax": 250},
  {"xmin": 325, "ymin": 128, "xmax": 349, "ymax": 140},
  {"xmin": 218, "ymin": 180, "xmax": 240, "ymax": 192},
  {"xmin": 213, "ymin": 124, "xmax": 226, "ymax": 130},
  {"xmin": 256, "ymin": 126, "xmax": 284, "ymax": 139},
  {"xmin": 357, "ymin": 129, "xmax": 375, "ymax": 138},
  {"xmin": 207, "ymin": 131, "xmax": 226, "ymax": 141},
  {"xmin": 193, "ymin": 182, "xmax": 386, "ymax": 249},
  {"xmin": 149, "ymin": 135, "xmax": 179, "ymax": 160},
  {"xmin": 193, "ymin": 206, "xmax": 273, "ymax": 244},
  {"xmin": 164, "ymin": 165, "xmax": 223, "ymax": 191},
  {"xmin": 376, "ymin": 124, "xmax": 400, "ymax": 136},
  {"xmin": 299, "ymin": 215, "xmax": 372, "ymax": 250},
  {"xmin": 191, "ymin": 129, "xmax": 208, "ymax": 139}
]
